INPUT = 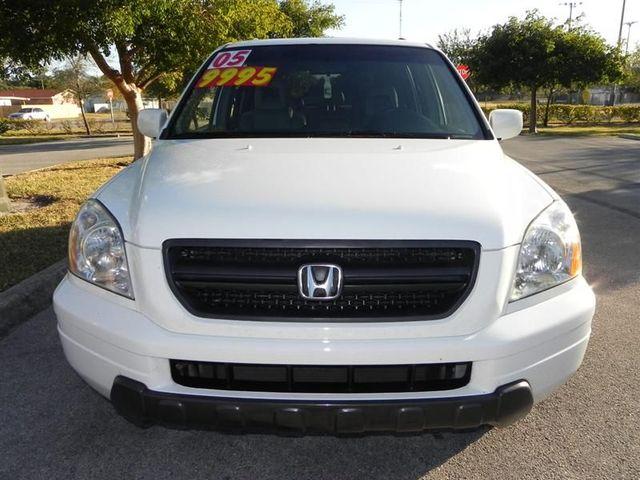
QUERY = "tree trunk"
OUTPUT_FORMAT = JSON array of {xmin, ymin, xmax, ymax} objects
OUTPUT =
[
  {"xmin": 124, "ymin": 88, "xmax": 151, "ymax": 160},
  {"xmin": 529, "ymin": 87, "xmax": 538, "ymax": 134},
  {"xmin": 88, "ymin": 47, "xmax": 151, "ymax": 160},
  {"xmin": 543, "ymin": 87, "xmax": 555, "ymax": 128},
  {"xmin": 79, "ymin": 98, "xmax": 91, "ymax": 136},
  {"xmin": 0, "ymin": 174, "xmax": 10, "ymax": 213}
]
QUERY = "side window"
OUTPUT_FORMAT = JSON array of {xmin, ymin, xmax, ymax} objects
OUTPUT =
[{"xmin": 175, "ymin": 88, "xmax": 219, "ymax": 133}]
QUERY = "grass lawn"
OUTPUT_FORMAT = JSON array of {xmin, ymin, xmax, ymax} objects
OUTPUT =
[
  {"xmin": 0, "ymin": 156, "xmax": 132, "ymax": 291},
  {"xmin": 0, "ymin": 135, "xmax": 78, "ymax": 146}
]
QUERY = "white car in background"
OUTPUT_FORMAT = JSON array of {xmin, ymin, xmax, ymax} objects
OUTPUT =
[
  {"xmin": 53, "ymin": 38, "xmax": 595, "ymax": 435},
  {"xmin": 8, "ymin": 107, "xmax": 50, "ymax": 121}
]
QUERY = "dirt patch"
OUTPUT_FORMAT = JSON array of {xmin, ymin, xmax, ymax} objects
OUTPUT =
[{"xmin": 0, "ymin": 195, "xmax": 55, "ymax": 215}]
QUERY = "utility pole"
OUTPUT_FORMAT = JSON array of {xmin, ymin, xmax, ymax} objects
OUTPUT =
[
  {"xmin": 625, "ymin": 21, "xmax": 638, "ymax": 55},
  {"xmin": 398, "ymin": 0, "xmax": 403, "ymax": 39},
  {"xmin": 610, "ymin": 0, "xmax": 627, "ymax": 106},
  {"xmin": 560, "ymin": 2, "xmax": 582, "ymax": 29},
  {"xmin": 618, "ymin": 0, "xmax": 627, "ymax": 46}
]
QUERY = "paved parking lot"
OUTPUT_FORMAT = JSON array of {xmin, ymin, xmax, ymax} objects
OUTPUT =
[
  {"xmin": 1, "ymin": 136, "xmax": 638, "ymax": 479},
  {"xmin": 0, "ymin": 137, "xmax": 133, "ymax": 175}
]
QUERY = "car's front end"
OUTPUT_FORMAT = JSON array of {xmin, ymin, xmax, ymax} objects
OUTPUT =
[
  {"xmin": 53, "ymin": 38, "xmax": 595, "ymax": 434},
  {"xmin": 8, "ymin": 112, "xmax": 27, "ymax": 120}
]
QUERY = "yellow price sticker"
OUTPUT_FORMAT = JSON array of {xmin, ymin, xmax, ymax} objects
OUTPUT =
[{"xmin": 197, "ymin": 66, "xmax": 278, "ymax": 88}]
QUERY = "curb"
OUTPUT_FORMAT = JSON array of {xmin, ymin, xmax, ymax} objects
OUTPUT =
[
  {"xmin": 619, "ymin": 134, "xmax": 640, "ymax": 141},
  {"xmin": 0, "ymin": 259, "xmax": 66, "ymax": 338}
]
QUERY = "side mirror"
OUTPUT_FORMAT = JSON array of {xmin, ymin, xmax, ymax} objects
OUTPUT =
[
  {"xmin": 489, "ymin": 109, "xmax": 523, "ymax": 140},
  {"xmin": 137, "ymin": 108, "xmax": 168, "ymax": 139}
]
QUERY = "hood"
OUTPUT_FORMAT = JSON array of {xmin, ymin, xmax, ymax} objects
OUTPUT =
[{"xmin": 98, "ymin": 138, "xmax": 553, "ymax": 250}]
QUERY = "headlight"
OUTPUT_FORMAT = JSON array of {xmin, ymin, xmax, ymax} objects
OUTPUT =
[
  {"xmin": 68, "ymin": 199, "xmax": 133, "ymax": 298},
  {"xmin": 510, "ymin": 201, "xmax": 582, "ymax": 301}
]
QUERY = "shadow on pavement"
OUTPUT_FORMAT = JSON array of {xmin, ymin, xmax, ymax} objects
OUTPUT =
[{"xmin": 564, "ymin": 193, "xmax": 640, "ymax": 295}]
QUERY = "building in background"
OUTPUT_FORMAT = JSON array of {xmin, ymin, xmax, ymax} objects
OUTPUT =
[{"xmin": 0, "ymin": 88, "xmax": 80, "ymax": 118}]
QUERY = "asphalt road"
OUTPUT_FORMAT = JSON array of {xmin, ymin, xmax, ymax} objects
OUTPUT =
[
  {"xmin": 1, "ymin": 136, "xmax": 639, "ymax": 479},
  {"xmin": 0, "ymin": 137, "xmax": 133, "ymax": 176}
]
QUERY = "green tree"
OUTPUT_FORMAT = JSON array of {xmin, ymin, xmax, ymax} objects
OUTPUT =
[
  {"xmin": 437, "ymin": 28, "xmax": 476, "ymax": 66},
  {"xmin": 555, "ymin": 27, "xmax": 623, "ymax": 91},
  {"xmin": 0, "ymin": 58, "xmax": 48, "ymax": 89},
  {"xmin": 541, "ymin": 26, "xmax": 623, "ymax": 125},
  {"xmin": 623, "ymin": 45, "xmax": 640, "ymax": 91},
  {"xmin": 470, "ymin": 12, "xmax": 561, "ymax": 133},
  {"xmin": 51, "ymin": 56, "xmax": 103, "ymax": 135},
  {"xmin": 470, "ymin": 11, "xmax": 622, "ymax": 133},
  {"xmin": 278, "ymin": 0, "xmax": 344, "ymax": 37},
  {"xmin": 0, "ymin": 0, "xmax": 342, "ymax": 159},
  {"xmin": 437, "ymin": 28, "xmax": 486, "ymax": 93}
]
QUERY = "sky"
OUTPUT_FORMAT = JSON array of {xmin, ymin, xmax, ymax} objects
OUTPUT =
[
  {"xmin": 326, "ymin": 0, "xmax": 639, "ymax": 51},
  {"xmin": 83, "ymin": 0, "xmax": 637, "ymax": 78}
]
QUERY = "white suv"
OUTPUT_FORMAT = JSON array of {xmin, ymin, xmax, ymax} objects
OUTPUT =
[{"xmin": 54, "ymin": 38, "xmax": 595, "ymax": 434}]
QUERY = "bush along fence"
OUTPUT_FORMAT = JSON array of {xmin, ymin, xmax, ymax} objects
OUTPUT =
[{"xmin": 480, "ymin": 104, "xmax": 640, "ymax": 127}]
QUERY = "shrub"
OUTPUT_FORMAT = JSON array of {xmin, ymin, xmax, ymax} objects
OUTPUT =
[
  {"xmin": 11, "ymin": 119, "xmax": 45, "ymax": 134},
  {"xmin": 601, "ymin": 107, "xmax": 616, "ymax": 124},
  {"xmin": 483, "ymin": 104, "xmax": 640, "ymax": 126},
  {"xmin": 58, "ymin": 120, "xmax": 75, "ymax": 134},
  {"xmin": 87, "ymin": 119, "xmax": 104, "ymax": 134},
  {"xmin": 618, "ymin": 105, "xmax": 640, "ymax": 123},
  {"xmin": 0, "ymin": 118, "xmax": 11, "ymax": 135}
]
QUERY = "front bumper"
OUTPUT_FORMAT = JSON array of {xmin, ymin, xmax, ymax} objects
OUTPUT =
[
  {"xmin": 111, "ymin": 376, "xmax": 533, "ymax": 433},
  {"xmin": 54, "ymin": 273, "xmax": 595, "ymax": 432}
]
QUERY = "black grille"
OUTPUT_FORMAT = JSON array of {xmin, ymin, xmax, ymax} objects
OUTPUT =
[
  {"xmin": 170, "ymin": 360, "xmax": 472, "ymax": 393},
  {"xmin": 164, "ymin": 240, "xmax": 480, "ymax": 321}
]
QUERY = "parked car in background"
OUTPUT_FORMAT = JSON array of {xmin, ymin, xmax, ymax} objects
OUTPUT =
[
  {"xmin": 54, "ymin": 38, "xmax": 595, "ymax": 435},
  {"xmin": 8, "ymin": 107, "xmax": 50, "ymax": 121}
]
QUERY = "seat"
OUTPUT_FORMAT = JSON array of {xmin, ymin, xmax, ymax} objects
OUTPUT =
[
  {"xmin": 364, "ymin": 87, "xmax": 399, "ymax": 119},
  {"xmin": 239, "ymin": 87, "xmax": 305, "ymax": 132}
]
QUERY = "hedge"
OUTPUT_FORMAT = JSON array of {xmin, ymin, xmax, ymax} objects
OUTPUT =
[
  {"xmin": 480, "ymin": 104, "xmax": 640, "ymax": 126},
  {"xmin": 0, "ymin": 118, "xmax": 47, "ymax": 135},
  {"xmin": 0, "ymin": 117, "xmax": 131, "ymax": 136}
]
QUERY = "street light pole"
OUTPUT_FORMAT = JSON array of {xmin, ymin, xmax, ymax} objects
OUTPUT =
[
  {"xmin": 618, "ymin": 0, "xmax": 627, "ymax": 46},
  {"xmin": 560, "ymin": 2, "xmax": 582, "ymax": 29},
  {"xmin": 625, "ymin": 21, "xmax": 638, "ymax": 55},
  {"xmin": 610, "ymin": 0, "xmax": 628, "ymax": 106},
  {"xmin": 398, "ymin": 0, "xmax": 403, "ymax": 39}
]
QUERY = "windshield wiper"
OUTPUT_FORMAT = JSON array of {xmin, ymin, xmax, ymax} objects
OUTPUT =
[
  {"xmin": 166, "ymin": 131, "xmax": 479, "ymax": 140},
  {"xmin": 343, "ymin": 131, "xmax": 454, "ymax": 139}
]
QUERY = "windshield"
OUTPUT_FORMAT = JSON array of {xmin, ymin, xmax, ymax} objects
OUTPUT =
[
  {"xmin": 166, "ymin": 44, "xmax": 488, "ymax": 140},
  {"xmin": 18, "ymin": 108, "xmax": 32, "ymax": 113}
]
